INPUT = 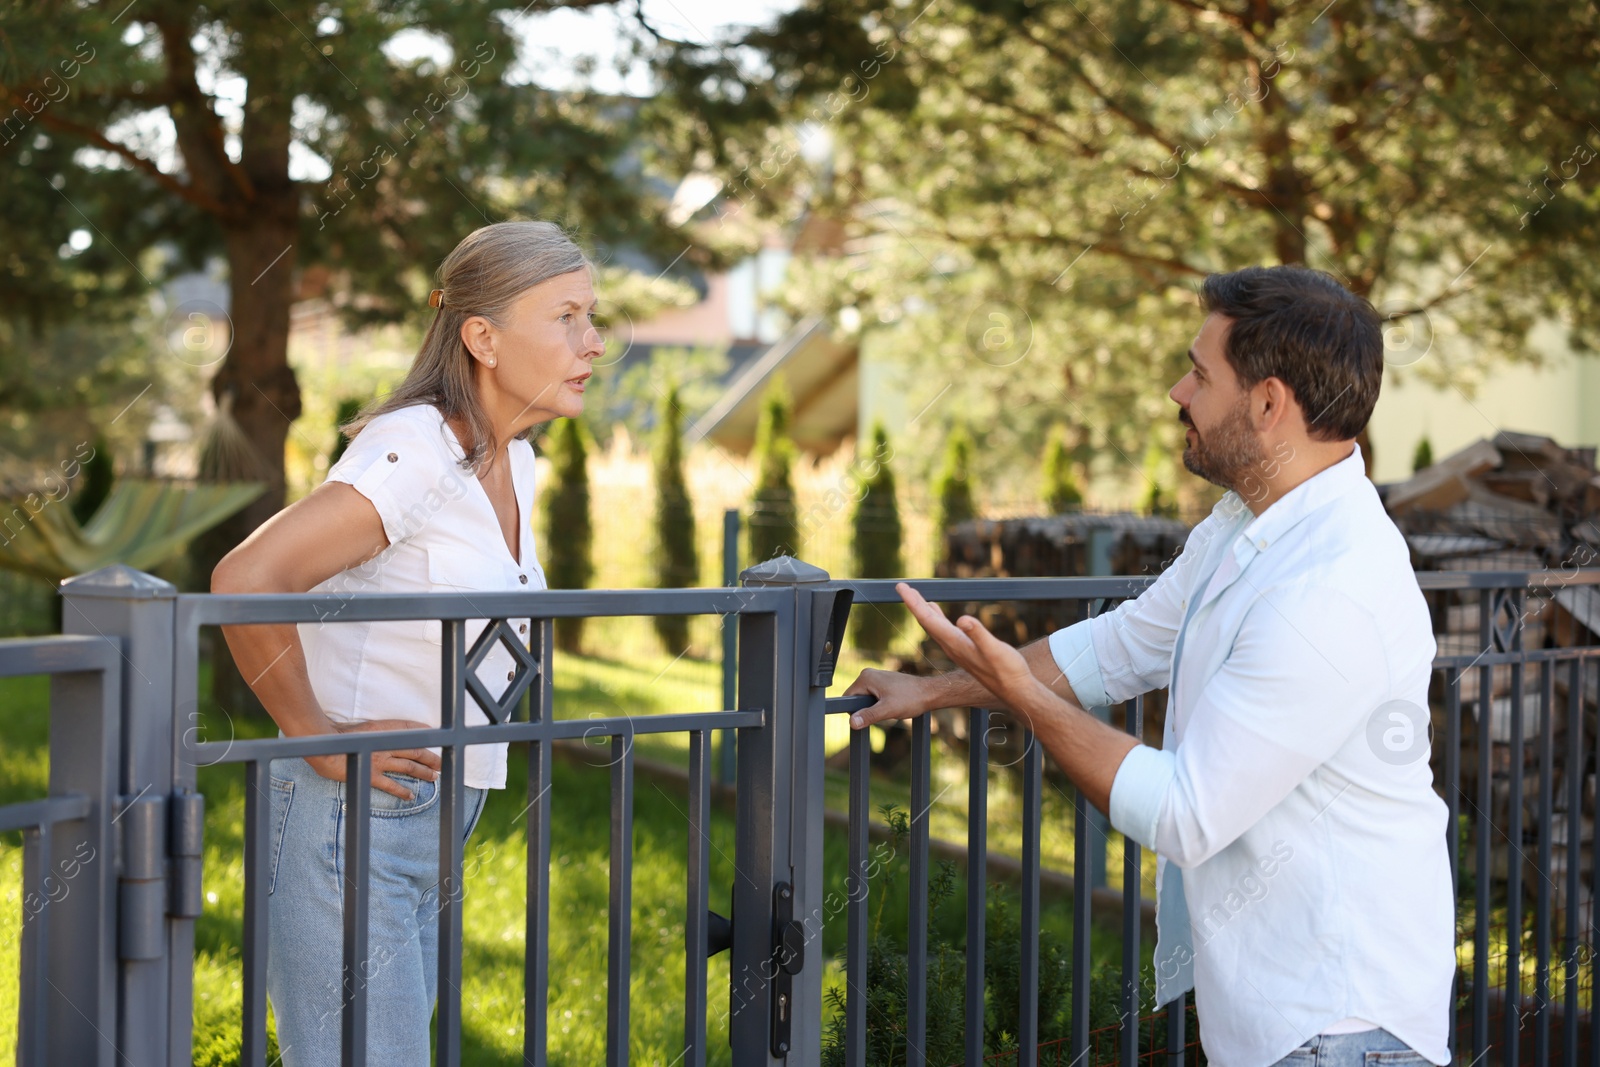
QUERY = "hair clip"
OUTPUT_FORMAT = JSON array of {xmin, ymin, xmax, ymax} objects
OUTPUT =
[{"xmin": 428, "ymin": 288, "xmax": 445, "ymax": 308}]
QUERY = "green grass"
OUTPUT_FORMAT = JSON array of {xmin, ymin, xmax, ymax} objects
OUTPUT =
[{"xmin": 1, "ymin": 643, "xmax": 1140, "ymax": 1066}]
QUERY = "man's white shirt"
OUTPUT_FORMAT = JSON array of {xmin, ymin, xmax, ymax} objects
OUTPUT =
[{"xmin": 1048, "ymin": 444, "xmax": 1453, "ymax": 1067}]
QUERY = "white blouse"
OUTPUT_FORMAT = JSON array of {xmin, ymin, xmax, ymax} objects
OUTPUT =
[{"xmin": 297, "ymin": 402, "xmax": 546, "ymax": 789}]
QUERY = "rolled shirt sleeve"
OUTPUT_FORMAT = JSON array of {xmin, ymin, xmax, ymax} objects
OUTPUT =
[
  {"xmin": 1047, "ymin": 620, "xmax": 1111, "ymax": 709},
  {"xmin": 325, "ymin": 413, "xmax": 471, "ymax": 547},
  {"xmin": 1108, "ymin": 743, "xmax": 1178, "ymax": 851},
  {"xmin": 1106, "ymin": 584, "xmax": 1391, "ymax": 867}
]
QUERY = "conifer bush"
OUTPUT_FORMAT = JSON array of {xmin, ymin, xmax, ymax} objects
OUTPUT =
[
  {"xmin": 652, "ymin": 385, "xmax": 698, "ymax": 653},
  {"xmin": 748, "ymin": 382, "xmax": 799, "ymax": 564},
  {"xmin": 850, "ymin": 423, "xmax": 904, "ymax": 657},
  {"xmin": 934, "ymin": 423, "xmax": 977, "ymax": 540},
  {"xmin": 1041, "ymin": 425, "xmax": 1083, "ymax": 514},
  {"xmin": 541, "ymin": 417, "xmax": 594, "ymax": 653},
  {"xmin": 1412, "ymin": 436, "xmax": 1434, "ymax": 473}
]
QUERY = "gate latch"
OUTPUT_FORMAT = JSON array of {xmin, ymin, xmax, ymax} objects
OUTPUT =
[
  {"xmin": 809, "ymin": 588, "xmax": 854, "ymax": 687},
  {"xmin": 770, "ymin": 882, "xmax": 804, "ymax": 1057}
]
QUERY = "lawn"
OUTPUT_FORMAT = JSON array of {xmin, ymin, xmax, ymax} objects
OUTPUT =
[{"xmin": 1, "ymin": 628, "xmax": 1143, "ymax": 1067}]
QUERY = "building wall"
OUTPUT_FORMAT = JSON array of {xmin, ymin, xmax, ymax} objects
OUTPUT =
[
  {"xmin": 628, "ymin": 272, "xmax": 735, "ymax": 345},
  {"xmin": 1366, "ymin": 321, "xmax": 1600, "ymax": 483}
]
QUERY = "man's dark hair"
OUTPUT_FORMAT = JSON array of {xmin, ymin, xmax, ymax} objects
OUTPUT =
[{"xmin": 1199, "ymin": 265, "xmax": 1383, "ymax": 441}]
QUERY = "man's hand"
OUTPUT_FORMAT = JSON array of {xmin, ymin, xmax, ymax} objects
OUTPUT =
[
  {"xmin": 305, "ymin": 718, "xmax": 444, "ymax": 800},
  {"xmin": 892, "ymin": 582, "xmax": 1051, "ymax": 715},
  {"xmin": 843, "ymin": 667, "xmax": 937, "ymax": 728},
  {"xmin": 846, "ymin": 583, "xmax": 1053, "ymax": 730},
  {"xmin": 841, "ymin": 583, "xmax": 1136, "ymax": 814}
]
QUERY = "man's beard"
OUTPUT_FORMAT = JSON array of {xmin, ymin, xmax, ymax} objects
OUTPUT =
[{"xmin": 1181, "ymin": 398, "xmax": 1267, "ymax": 491}]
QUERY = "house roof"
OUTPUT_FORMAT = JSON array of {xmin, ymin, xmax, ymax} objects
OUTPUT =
[{"xmin": 687, "ymin": 315, "xmax": 859, "ymax": 456}]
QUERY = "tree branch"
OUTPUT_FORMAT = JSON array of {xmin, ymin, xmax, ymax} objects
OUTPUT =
[
  {"xmin": 1154, "ymin": 0, "xmax": 1258, "ymax": 37},
  {"xmin": 933, "ymin": 224, "xmax": 1209, "ymax": 279},
  {"xmin": 968, "ymin": 87, "xmax": 1266, "ymax": 206},
  {"xmin": 11, "ymin": 98, "xmax": 229, "ymax": 215},
  {"xmin": 154, "ymin": 16, "xmax": 255, "ymax": 215}
]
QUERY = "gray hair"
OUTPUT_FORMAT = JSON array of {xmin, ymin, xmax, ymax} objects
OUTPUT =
[{"xmin": 343, "ymin": 220, "xmax": 591, "ymax": 475}]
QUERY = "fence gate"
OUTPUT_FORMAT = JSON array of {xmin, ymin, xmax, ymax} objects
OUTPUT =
[
  {"xmin": 9, "ymin": 557, "xmax": 853, "ymax": 1066},
  {"xmin": 6, "ymin": 561, "xmax": 1600, "ymax": 1067}
]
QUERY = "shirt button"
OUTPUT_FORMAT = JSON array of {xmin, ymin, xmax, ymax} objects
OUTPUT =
[
  {"xmin": 386, "ymin": 452, "xmax": 398, "ymax": 462},
  {"xmin": 519, "ymin": 574, "xmax": 528, "ymax": 584},
  {"xmin": 518, "ymin": 623, "xmax": 527, "ymax": 634},
  {"xmin": 1257, "ymin": 539, "xmax": 1268, "ymax": 550},
  {"xmin": 507, "ymin": 670, "xmax": 516, "ymax": 681}
]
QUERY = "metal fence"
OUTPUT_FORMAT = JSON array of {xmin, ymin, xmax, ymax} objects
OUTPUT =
[{"xmin": 2, "ymin": 560, "xmax": 1599, "ymax": 1067}]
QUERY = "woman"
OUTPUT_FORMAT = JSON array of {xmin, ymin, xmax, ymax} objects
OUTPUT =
[{"xmin": 212, "ymin": 220, "xmax": 601, "ymax": 1064}]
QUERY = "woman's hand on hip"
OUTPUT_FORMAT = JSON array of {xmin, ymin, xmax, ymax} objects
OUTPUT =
[{"xmin": 306, "ymin": 718, "xmax": 444, "ymax": 801}]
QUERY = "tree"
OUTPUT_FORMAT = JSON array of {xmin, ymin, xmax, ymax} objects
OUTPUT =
[
  {"xmin": 849, "ymin": 422, "xmax": 902, "ymax": 657},
  {"xmin": 540, "ymin": 417, "xmax": 593, "ymax": 654},
  {"xmin": 1041, "ymin": 424, "xmax": 1083, "ymax": 514},
  {"xmin": 651, "ymin": 384, "xmax": 698, "ymax": 653},
  {"xmin": 1412, "ymin": 436, "xmax": 1434, "ymax": 473},
  {"xmin": 657, "ymin": 0, "xmax": 1600, "ymax": 495},
  {"xmin": 934, "ymin": 423, "xmax": 975, "ymax": 539},
  {"xmin": 747, "ymin": 381, "xmax": 798, "ymax": 564},
  {"xmin": 0, "ymin": 0, "xmax": 719, "ymax": 705}
]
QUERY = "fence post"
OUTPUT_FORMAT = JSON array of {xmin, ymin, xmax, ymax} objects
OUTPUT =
[
  {"xmin": 730, "ymin": 555, "xmax": 839, "ymax": 1064},
  {"xmin": 720, "ymin": 508, "xmax": 740, "ymax": 786},
  {"xmin": 59, "ymin": 564, "xmax": 182, "ymax": 1067},
  {"xmin": 1084, "ymin": 530, "xmax": 1114, "ymax": 890},
  {"xmin": 22, "ymin": 623, "xmax": 123, "ymax": 1066}
]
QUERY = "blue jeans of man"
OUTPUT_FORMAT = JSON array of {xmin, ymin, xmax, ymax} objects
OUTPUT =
[
  {"xmin": 265, "ymin": 756, "xmax": 488, "ymax": 1066},
  {"xmin": 1268, "ymin": 1028, "xmax": 1438, "ymax": 1067}
]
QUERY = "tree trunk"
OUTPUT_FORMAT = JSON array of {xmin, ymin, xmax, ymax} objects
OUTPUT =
[{"xmin": 190, "ymin": 205, "xmax": 300, "ymax": 718}]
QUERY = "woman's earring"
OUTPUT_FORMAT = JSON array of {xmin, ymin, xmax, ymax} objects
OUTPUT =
[{"xmin": 488, "ymin": 359, "xmax": 496, "ymax": 367}]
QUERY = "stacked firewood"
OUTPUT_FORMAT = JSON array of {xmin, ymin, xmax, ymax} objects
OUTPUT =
[
  {"xmin": 1383, "ymin": 430, "xmax": 1600, "ymax": 572},
  {"xmin": 1386, "ymin": 432, "xmax": 1600, "ymax": 949},
  {"xmin": 932, "ymin": 512, "xmax": 1192, "ymax": 646},
  {"xmin": 871, "ymin": 513, "xmax": 1190, "ymax": 771}
]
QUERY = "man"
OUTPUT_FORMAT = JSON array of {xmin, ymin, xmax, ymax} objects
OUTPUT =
[{"xmin": 846, "ymin": 265, "xmax": 1452, "ymax": 1067}]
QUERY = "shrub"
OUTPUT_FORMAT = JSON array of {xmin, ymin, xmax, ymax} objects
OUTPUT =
[
  {"xmin": 822, "ymin": 808, "xmax": 970, "ymax": 1067},
  {"xmin": 822, "ymin": 806, "xmax": 1191, "ymax": 1066},
  {"xmin": 934, "ymin": 423, "xmax": 976, "ymax": 546},
  {"xmin": 652, "ymin": 385, "xmax": 698, "ymax": 653},
  {"xmin": 540, "ymin": 417, "xmax": 593, "ymax": 653},
  {"xmin": 1041, "ymin": 425, "xmax": 1083, "ymax": 514},
  {"xmin": 1412, "ymin": 436, "xmax": 1434, "ymax": 473},
  {"xmin": 850, "ymin": 423, "xmax": 904, "ymax": 657},
  {"xmin": 748, "ymin": 382, "xmax": 799, "ymax": 564}
]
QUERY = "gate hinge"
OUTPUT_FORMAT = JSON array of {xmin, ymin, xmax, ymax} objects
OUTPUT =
[
  {"xmin": 168, "ymin": 788, "xmax": 204, "ymax": 919},
  {"xmin": 115, "ymin": 788, "xmax": 204, "ymax": 961},
  {"xmin": 770, "ymin": 882, "xmax": 804, "ymax": 1058},
  {"xmin": 116, "ymin": 793, "xmax": 164, "ymax": 961}
]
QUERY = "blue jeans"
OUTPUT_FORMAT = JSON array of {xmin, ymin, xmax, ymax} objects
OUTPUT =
[
  {"xmin": 1269, "ymin": 1028, "xmax": 1437, "ymax": 1067},
  {"xmin": 265, "ymin": 756, "xmax": 488, "ymax": 1067}
]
